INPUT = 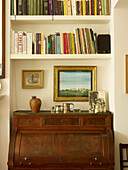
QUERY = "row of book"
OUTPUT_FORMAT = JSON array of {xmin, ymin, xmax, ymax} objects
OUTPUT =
[
  {"xmin": 76, "ymin": 0, "xmax": 111, "ymax": 15},
  {"xmin": 11, "ymin": 0, "xmax": 73, "ymax": 15},
  {"xmin": 75, "ymin": 28, "xmax": 97, "ymax": 54},
  {"xmin": 11, "ymin": 30, "xmax": 77, "ymax": 54}
]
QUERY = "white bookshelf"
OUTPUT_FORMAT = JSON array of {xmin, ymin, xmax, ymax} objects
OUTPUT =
[
  {"xmin": 10, "ymin": 15, "xmax": 111, "ymax": 24},
  {"xmin": 10, "ymin": 54, "xmax": 111, "ymax": 60}
]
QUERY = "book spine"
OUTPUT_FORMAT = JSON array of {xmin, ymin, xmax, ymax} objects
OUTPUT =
[
  {"xmin": 63, "ymin": 0, "xmax": 68, "ymax": 15},
  {"xmin": 22, "ymin": 0, "xmax": 27, "ymax": 15},
  {"xmin": 30, "ymin": 0, "xmax": 34, "ymax": 15},
  {"xmin": 85, "ymin": 28, "xmax": 91, "ymax": 53},
  {"xmin": 18, "ymin": 31, "xmax": 23, "ymax": 54},
  {"xmin": 47, "ymin": 35, "xmax": 50, "ymax": 54},
  {"xmin": 75, "ymin": 28, "xmax": 80, "ymax": 54},
  {"xmin": 98, "ymin": 0, "xmax": 102, "ymax": 15},
  {"xmin": 73, "ymin": 34, "xmax": 77, "ymax": 54},
  {"xmin": 72, "ymin": 0, "xmax": 76, "ymax": 15},
  {"xmin": 18, "ymin": 0, "xmax": 23, "ymax": 15},
  {"xmin": 106, "ymin": 0, "xmax": 110, "ymax": 15},
  {"xmin": 38, "ymin": 33, "xmax": 41, "ymax": 54},
  {"xmin": 101, "ymin": 0, "xmax": 105, "ymax": 15},
  {"xmin": 51, "ymin": 35, "xmax": 55, "ymax": 54},
  {"xmin": 69, "ymin": 33, "xmax": 72, "ymax": 54},
  {"xmin": 33, "ymin": 34, "xmax": 36, "ymax": 54},
  {"xmin": 37, "ymin": 0, "xmax": 41, "ymax": 15},
  {"xmin": 53, "ymin": 0, "xmax": 56, "ymax": 15},
  {"xmin": 36, "ymin": 33, "xmax": 39, "ymax": 54},
  {"xmin": 27, "ymin": 0, "xmax": 31, "ymax": 15},
  {"xmin": 44, "ymin": 0, "xmax": 49, "ymax": 15},
  {"xmin": 94, "ymin": 0, "xmax": 97, "ymax": 15},
  {"xmin": 81, "ymin": 0, "xmax": 83, "ymax": 15},
  {"xmin": 67, "ymin": 0, "xmax": 72, "ymax": 15},
  {"xmin": 14, "ymin": 0, "xmax": 17, "ymax": 15},
  {"xmin": 82, "ymin": 0, "xmax": 85, "ymax": 15},
  {"xmin": 63, "ymin": 33, "xmax": 66, "ymax": 54},
  {"xmin": 14, "ymin": 33, "xmax": 18, "ymax": 54},
  {"xmin": 55, "ymin": 0, "xmax": 58, "ymax": 15},
  {"xmin": 11, "ymin": 0, "xmax": 14, "ymax": 15},
  {"xmin": 44, "ymin": 37, "xmax": 46, "ymax": 54},
  {"xmin": 33, "ymin": 0, "xmax": 37, "ymax": 15},
  {"xmin": 93, "ymin": 33, "xmax": 97, "ymax": 53},
  {"xmin": 23, "ymin": 32, "xmax": 27, "ymax": 54},
  {"xmin": 41, "ymin": 0, "xmax": 44, "ymax": 15},
  {"xmin": 67, "ymin": 33, "xmax": 71, "ymax": 54},
  {"xmin": 71, "ymin": 33, "xmax": 75, "ymax": 54},
  {"xmin": 82, "ymin": 28, "xmax": 87, "ymax": 54},
  {"xmin": 104, "ymin": 0, "xmax": 107, "ymax": 15},
  {"xmin": 60, "ymin": 32, "xmax": 64, "ymax": 54},
  {"xmin": 49, "ymin": 0, "xmax": 53, "ymax": 15},
  {"xmin": 89, "ymin": 29, "xmax": 95, "ymax": 53},
  {"xmin": 41, "ymin": 34, "xmax": 44, "ymax": 54},
  {"xmin": 56, "ymin": 33, "xmax": 61, "ymax": 54},
  {"xmin": 84, "ymin": 28, "xmax": 89, "ymax": 53}
]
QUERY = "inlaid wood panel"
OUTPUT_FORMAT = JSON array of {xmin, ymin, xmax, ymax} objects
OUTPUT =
[{"xmin": 18, "ymin": 118, "xmax": 41, "ymax": 126}]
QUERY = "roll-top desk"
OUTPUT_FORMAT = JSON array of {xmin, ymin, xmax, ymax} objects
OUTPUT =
[{"xmin": 8, "ymin": 110, "xmax": 114, "ymax": 170}]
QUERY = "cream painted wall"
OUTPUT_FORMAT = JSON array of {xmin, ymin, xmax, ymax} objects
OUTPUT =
[{"xmin": 114, "ymin": 7, "xmax": 128, "ymax": 170}]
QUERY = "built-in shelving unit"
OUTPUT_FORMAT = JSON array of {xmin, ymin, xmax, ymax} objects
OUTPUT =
[{"xmin": 10, "ymin": 54, "xmax": 111, "ymax": 60}]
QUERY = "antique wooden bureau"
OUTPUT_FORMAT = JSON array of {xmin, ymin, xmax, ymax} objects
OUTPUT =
[{"xmin": 8, "ymin": 110, "xmax": 114, "ymax": 170}]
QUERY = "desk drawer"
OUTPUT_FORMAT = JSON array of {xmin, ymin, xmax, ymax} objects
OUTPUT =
[
  {"xmin": 84, "ymin": 118, "xmax": 105, "ymax": 126},
  {"xmin": 45, "ymin": 118, "xmax": 80, "ymax": 126},
  {"xmin": 18, "ymin": 118, "xmax": 41, "ymax": 126}
]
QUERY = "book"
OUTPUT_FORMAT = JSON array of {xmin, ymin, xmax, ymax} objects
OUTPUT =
[
  {"xmin": 37, "ymin": 0, "xmax": 41, "ymax": 15},
  {"xmin": 14, "ymin": 33, "xmax": 18, "ymax": 54},
  {"xmin": 41, "ymin": 34, "xmax": 44, "ymax": 54},
  {"xmin": 63, "ymin": 0, "xmax": 68, "ymax": 15},
  {"xmin": 56, "ymin": 32, "xmax": 61, "ymax": 54},
  {"xmin": 23, "ymin": 32, "xmax": 27, "ymax": 54},
  {"xmin": 82, "ymin": 0, "xmax": 85, "ymax": 15},
  {"xmin": 30, "ymin": 0, "xmax": 34, "ymax": 15},
  {"xmin": 47, "ymin": 35, "xmax": 50, "ymax": 54},
  {"xmin": 18, "ymin": 31, "xmax": 23, "ymax": 54},
  {"xmin": 67, "ymin": 0, "xmax": 72, "ymax": 15},
  {"xmin": 33, "ymin": 0, "xmax": 37, "ymax": 15},
  {"xmin": 49, "ymin": 0, "xmax": 53, "ymax": 15},
  {"xmin": 11, "ymin": 0, "xmax": 14, "ymax": 15},
  {"xmin": 38, "ymin": 33, "xmax": 41, "ymax": 54},
  {"xmin": 27, "ymin": 33, "xmax": 32, "ymax": 54},
  {"xmin": 60, "ymin": 32, "xmax": 64, "ymax": 54},
  {"xmin": 106, "ymin": 0, "xmax": 110, "ymax": 15},
  {"xmin": 94, "ymin": 0, "xmax": 97, "ymax": 15},
  {"xmin": 44, "ymin": 0, "xmax": 49, "ymax": 15},
  {"xmin": 14, "ymin": 0, "xmax": 17, "ymax": 15},
  {"xmin": 18, "ymin": 0, "xmax": 23, "ymax": 15},
  {"xmin": 22, "ymin": 0, "xmax": 27, "ymax": 15},
  {"xmin": 41, "ymin": 0, "xmax": 44, "ymax": 15},
  {"xmin": 27, "ymin": 0, "xmax": 31, "ymax": 15}
]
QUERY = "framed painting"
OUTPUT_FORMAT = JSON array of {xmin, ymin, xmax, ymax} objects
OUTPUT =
[
  {"xmin": 54, "ymin": 66, "xmax": 97, "ymax": 101},
  {"xmin": 22, "ymin": 70, "xmax": 43, "ymax": 88}
]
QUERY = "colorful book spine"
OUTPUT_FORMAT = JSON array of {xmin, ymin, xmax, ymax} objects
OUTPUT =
[
  {"xmin": 82, "ymin": 0, "xmax": 85, "ymax": 15},
  {"xmin": 14, "ymin": 33, "xmax": 18, "ymax": 54},
  {"xmin": 18, "ymin": 31, "xmax": 23, "ymax": 54},
  {"xmin": 23, "ymin": 32, "xmax": 27, "ymax": 54},
  {"xmin": 30, "ymin": 0, "xmax": 34, "ymax": 15},
  {"xmin": 14, "ymin": 0, "xmax": 17, "ymax": 15},
  {"xmin": 56, "ymin": 33, "xmax": 61, "ymax": 54},
  {"xmin": 41, "ymin": 34, "xmax": 44, "ymax": 54},
  {"xmin": 49, "ymin": 0, "xmax": 53, "ymax": 15},
  {"xmin": 36, "ymin": 33, "xmax": 39, "ymax": 54},
  {"xmin": 71, "ymin": 33, "xmax": 75, "ymax": 54},
  {"xmin": 101, "ymin": 0, "xmax": 105, "ymax": 15},
  {"xmin": 104, "ymin": 0, "xmax": 107, "ymax": 15},
  {"xmin": 75, "ymin": 28, "xmax": 80, "ymax": 54},
  {"xmin": 63, "ymin": 0, "xmax": 68, "ymax": 15},
  {"xmin": 67, "ymin": 33, "xmax": 71, "ymax": 54},
  {"xmin": 106, "ymin": 0, "xmax": 110, "ymax": 15},
  {"xmin": 47, "ymin": 35, "xmax": 50, "ymax": 54},
  {"xmin": 38, "ymin": 33, "xmax": 41, "ymax": 54},
  {"xmin": 60, "ymin": 32, "xmax": 64, "ymax": 54},
  {"xmin": 94, "ymin": 0, "xmax": 97, "ymax": 15},
  {"xmin": 73, "ymin": 34, "xmax": 77, "ymax": 54},
  {"xmin": 67, "ymin": 0, "xmax": 72, "ymax": 15},
  {"xmin": 27, "ymin": 0, "xmax": 31, "ymax": 15}
]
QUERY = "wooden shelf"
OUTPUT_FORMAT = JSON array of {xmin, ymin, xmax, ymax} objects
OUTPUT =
[
  {"xmin": 10, "ymin": 15, "xmax": 111, "ymax": 24},
  {"xmin": 10, "ymin": 54, "xmax": 111, "ymax": 60}
]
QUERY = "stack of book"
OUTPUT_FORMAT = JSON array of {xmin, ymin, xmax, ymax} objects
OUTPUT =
[
  {"xmin": 11, "ymin": 0, "xmax": 73, "ymax": 15},
  {"xmin": 76, "ymin": 0, "xmax": 110, "ymax": 15},
  {"xmin": 75, "ymin": 28, "xmax": 97, "ymax": 54},
  {"xmin": 11, "ymin": 30, "xmax": 77, "ymax": 55}
]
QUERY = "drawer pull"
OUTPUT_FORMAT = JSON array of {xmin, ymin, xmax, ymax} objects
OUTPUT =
[
  {"xmin": 19, "ymin": 162, "xmax": 22, "ymax": 165},
  {"xmin": 24, "ymin": 157, "xmax": 29, "ymax": 161},
  {"xmin": 29, "ymin": 162, "xmax": 32, "ymax": 165},
  {"xmin": 61, "ymin": 120, "xmax": 63, "ymax": 123},
  {"xmin": 90, "ymin": 162, "xmax": 93, "ymax": 166},
  {"xmin": 99, "ymin": 162, "xmax": 102, "ymax": 166},
  {"xmin": 94, "ymin": 157, "xmax": 98, "ymax": 161}
]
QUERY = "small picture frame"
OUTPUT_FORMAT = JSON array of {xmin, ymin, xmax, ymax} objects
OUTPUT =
[
  {"xmin": 89, "ymin": 90, "xmax": 106, "ymax": 113},
  {"xmin": 22, "ymin": 70, "xmax": 43, "ymax": 89},
  {"xmin": 54, "ymin": 66, "xmax": 97, "ymax": 101}
]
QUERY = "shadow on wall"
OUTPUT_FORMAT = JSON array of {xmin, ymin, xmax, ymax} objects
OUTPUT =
[{"xmin": 114, "ymin": 131, "xmax": 128, "ymax": 170}]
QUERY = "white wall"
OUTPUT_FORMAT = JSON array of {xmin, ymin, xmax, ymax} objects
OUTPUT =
[{"xmin": 114, "ymin": 7, "xmax": 128, "ymax": 170}]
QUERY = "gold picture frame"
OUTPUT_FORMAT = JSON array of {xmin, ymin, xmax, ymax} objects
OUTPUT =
[
  {"xmin": 22, "ymin": 70, "xmax": 43, "ymax": 89},
  {"xmin": 54, "ymin": 66, "xmax": 97, "ymax": 101}
]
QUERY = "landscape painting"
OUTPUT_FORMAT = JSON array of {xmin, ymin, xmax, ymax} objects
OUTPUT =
[{"xmin": 54, "ymin": 66, "xmax": 97, "ymax": 101}]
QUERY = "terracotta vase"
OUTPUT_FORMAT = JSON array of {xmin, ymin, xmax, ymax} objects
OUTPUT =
[{"xmin": 29, "ymin": 96, "xmax": 41, "ymax": 113}]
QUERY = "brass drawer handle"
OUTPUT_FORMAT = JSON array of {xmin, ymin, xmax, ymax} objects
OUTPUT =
[
  {"xmin": 94, "ymin": 157, "xmax": 98, "ymax": 161},
  {"xmin": 61, "ymin": 120, "xmax": 63, "ymax": 123},
  {"xmin": 29, "ymin": 162, "xmax": 32, "ymax": 165},
  {"xmin": 19, "ymin": 162, "xmax": 22, "ymax": 165},
  {"xmin": 24, "ymin": 157, "xmax": 29, "ymax": 161}
]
